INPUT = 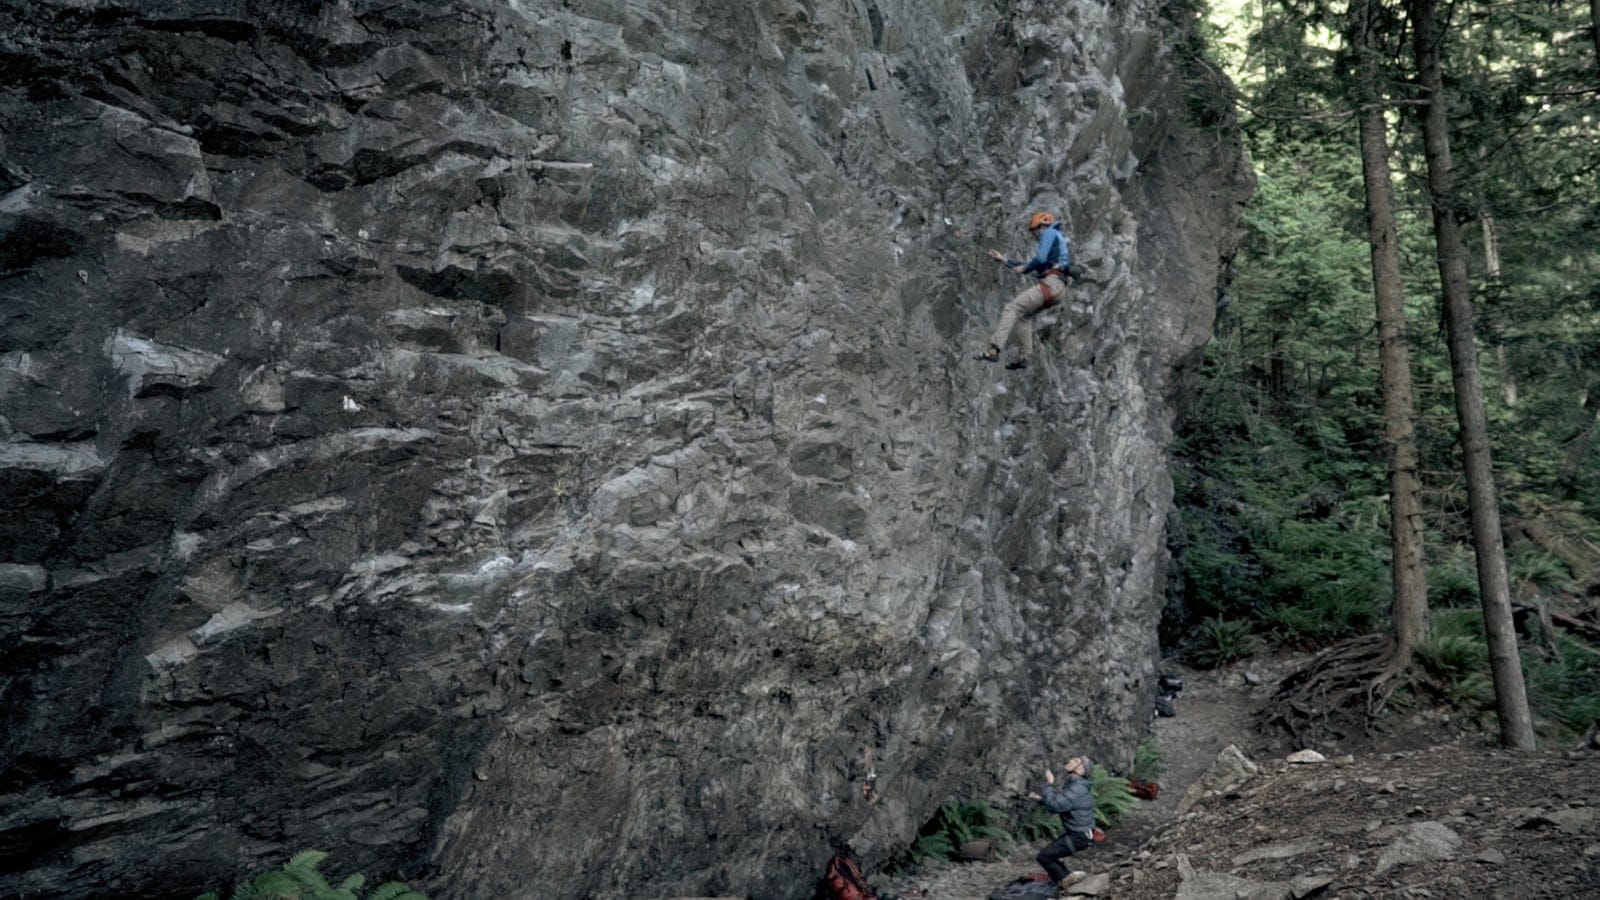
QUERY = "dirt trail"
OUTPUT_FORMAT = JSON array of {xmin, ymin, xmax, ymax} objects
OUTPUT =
[
  {"xmin": 886, "ymin": 659, "xmax": 1273, "ymax": 899},
  {"xmin": 881, "ymin": 657, "xmax": 1600, "ymax": 899}
]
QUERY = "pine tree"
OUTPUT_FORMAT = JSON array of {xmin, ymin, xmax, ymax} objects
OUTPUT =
[
  {"xmin": 1346, "ymin": 0, "xmax": 1429, "ymax": 681},
  {"xmin": 1408, "ymin": 0, "xmax": 1536, "ymax": 750}
]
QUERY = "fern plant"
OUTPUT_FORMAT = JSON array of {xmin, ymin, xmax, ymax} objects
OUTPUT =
[
  {"xmin": 1416, "ymin": 604, "xmax": 1600, "ymax": 740},
  {"xmin": 910, "ymin": 831, "xmax": 955, "ymax": 864},
  {"xmin": 1526, "ymin": 632, "xmax": 1600, "ymax": 736},
  {"xmin": 909, "ymin": 800, "xmax": 1015, "ymax": 863},
  {"xmin": 1192, "ymin": 616, "xmax": 1254, "ymax": 668},
  {"xmin": 195, "ymin": 849, "xmax": 425, "ymax": 900},
  {"xmin": 1427, "ymin": 555, "xmax": 1479, "ymax": 608},
  {"xmin": 1132, "ymin": 739, "xmax": 1164, "ymax": 782},
  {"xmin": 1416, "ymin": 610, "xmax": 1489, "ymax": 679},
  {"xmin": 1088, "ymin": 764, "xmax": 1136, "ymax": 827},
  {"xmin": 1015, "ymin": 804, "xmax": 1059, "ymax": 843}
]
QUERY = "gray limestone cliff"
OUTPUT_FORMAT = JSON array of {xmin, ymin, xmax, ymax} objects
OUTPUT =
[{"xmin": 0, "ymin": 1, "xmax": 1252, "ymax": 896}]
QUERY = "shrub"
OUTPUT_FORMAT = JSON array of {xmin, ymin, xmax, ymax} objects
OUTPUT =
[
  {"xmin": 1182, "ymin": 524, "xmax": 1259, "ymax": 620},
  {"xmin": 1261, "ymin": 587, "xmax": 1380, "ymax": 645},
  {"xmin": 1255, "ymin": 519, "xmax": 1385, "ymax": 642},
  {"xmin": 1413, "ymin": 610, "xmax": 1600, "ymax": 738},
  {"xmin": 195, "ymin": 850, "xmax": 425, "ymax": 900},
  {"xmin": 1508, "ymin": 549, "xmax": 1576, "ymax": 595},
  {"xmin": 1525, "ymin": 631, "xmax": 1600, "ymax": 738},
  {"xmin": 1132, "ymin": 739, "xmax": 1164, "ymax": 783},
  {"xmin": 1416, "ymin": 610, "xmax": 1488, "ymax": 679},
  {"xmin": 1191, "ymin": 616, "xmax": 1254, "ymax": 668},
  {"xmin": 1427, "ymin": 558, "xmax": 1479, "ymax": 608},
  {"xmin": 1414, "ymin": 610, "xmax": 1497, "ymax": 712},
  {"xmin": 1088, "ymin": 764, "xmax": 1136, "ymax": 827},
  {"xmin": 910, "ymin": 831, "xmax": 955, "ymax": 864},
  {"xmin": 910, "ymin": 801, "xmax": 1013, "ymax": 863},
  {"xmin": 1015, "ymin": 804, "xmax": 1059, "ymax": 843}
]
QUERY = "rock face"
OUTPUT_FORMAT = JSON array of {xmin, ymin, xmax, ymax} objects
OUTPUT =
[{"xmin": 0, "ymin": 1, "xmax": 1250, "ymax": 897}]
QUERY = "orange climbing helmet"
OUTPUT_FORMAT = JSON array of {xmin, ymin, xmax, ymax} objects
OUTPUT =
[{"xmin": 1027, "ymin": 210, "xmax": 1056, "ymax": 230}]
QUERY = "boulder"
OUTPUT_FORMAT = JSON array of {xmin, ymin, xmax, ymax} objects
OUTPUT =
[{"xmin": 1179, "ymin": 745, "xmax": 1262, "ymax": 813}]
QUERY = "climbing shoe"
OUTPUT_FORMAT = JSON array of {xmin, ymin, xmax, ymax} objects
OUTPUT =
[
  {"xmin": 975, "ymin": 344, "xmax": 1000, "ymax": 362},
  {"xmin": 1006, "ymin": 358, "xmax": 1028, "ymax": 370},
  {"xmin": 1050, "ymin": 871, "xmax": 1088, "ymax": 895}
]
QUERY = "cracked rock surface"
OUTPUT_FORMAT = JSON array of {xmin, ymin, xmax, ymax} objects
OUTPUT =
[{"xmin": 0, "ymin": 1, "xmax": 1251, "ymax": 896}]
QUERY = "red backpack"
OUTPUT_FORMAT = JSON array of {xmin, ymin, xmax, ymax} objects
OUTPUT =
[
  {"xmin": 1128, "ymin": 778, "xmax": 1161, "ymax": 801},
  {"xmin": 821, "ymin": 851, "xmax": 878, "ymax": 900}
]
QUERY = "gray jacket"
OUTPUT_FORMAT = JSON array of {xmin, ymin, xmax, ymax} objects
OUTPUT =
[{"xmin": 1040, "ymin": 774, "xmax": 1095, "ymax": 836}]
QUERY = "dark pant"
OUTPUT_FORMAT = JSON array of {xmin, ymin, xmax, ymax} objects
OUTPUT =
[{"xmin": 1037, "ymin": 828, "xmax": 1092, "ymax": 883}]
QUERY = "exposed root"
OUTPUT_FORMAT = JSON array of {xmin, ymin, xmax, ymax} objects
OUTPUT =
[{"xmin": 1258, "ymin": 634, "xmax": 1410, "ymax": 749}]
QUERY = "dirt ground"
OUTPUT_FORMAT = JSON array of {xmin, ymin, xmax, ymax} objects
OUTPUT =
[{"xmin": 879, "ymin": 657, "xmax": 1600, "ymax": 899}]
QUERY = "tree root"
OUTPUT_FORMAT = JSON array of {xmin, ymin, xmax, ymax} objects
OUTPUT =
[{"xmin": 1259, "ymin": 634, "xmax": 1410, "ymax": 749}]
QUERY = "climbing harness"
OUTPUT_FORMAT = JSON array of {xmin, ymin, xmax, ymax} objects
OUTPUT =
[{"xmin": 1038, "ymin": 274, "xmax": 1064, "ymax": 309}]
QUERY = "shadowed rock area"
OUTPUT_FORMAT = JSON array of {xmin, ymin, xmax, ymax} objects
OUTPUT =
[{"xmin": 0, "ymin": 1, "xmax": 1251, "ymax": 896}]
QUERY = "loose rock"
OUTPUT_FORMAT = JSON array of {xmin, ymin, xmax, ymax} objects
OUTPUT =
[
  {"xmin": 1179, "ymin": 745, "xmax": 1262, "ymax": 814},
  {"xmin": 1374, "ymin": 822, "xmax": 1462, "ymax": 874},
  {"xmin": 1066, "ymin": 872, "xmax": 1112, "ymax": 895}
]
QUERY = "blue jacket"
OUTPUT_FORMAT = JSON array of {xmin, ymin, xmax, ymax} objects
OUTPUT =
[
  {"xmin": 1040, "ymin": 773, "xmax": 1095, "ymax": 836},
  {"xmin": 1007, "ymin": 222, "xmax": 1070, "ymax": 278}
]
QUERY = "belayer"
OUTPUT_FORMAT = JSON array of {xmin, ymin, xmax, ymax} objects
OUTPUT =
[
  {"xmin": 977, "ymin": 210, "xmax": 1071, "ymax": 370},
  {"xmin": 1027, "ymin": 754, "xmax": 1097, "ymax": 890}
]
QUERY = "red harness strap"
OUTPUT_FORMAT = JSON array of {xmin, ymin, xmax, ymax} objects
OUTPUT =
[{"xmin": 1039, "ymin": 273, "xmax": 1064, "ymax": 309}]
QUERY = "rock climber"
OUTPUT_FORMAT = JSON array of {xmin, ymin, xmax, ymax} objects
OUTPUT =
[
  {"xmin": 976, "ymin": 210, "xmax": 1071, "ymax": 370},
  {"xmin": 1027, "ymin": 754, "xmax": 1096, "ymax": 889}
]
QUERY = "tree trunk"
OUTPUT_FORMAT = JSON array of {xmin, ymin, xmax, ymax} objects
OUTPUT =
[
  {"xmin": 1351, "ymin": 0, "xmax": 1428, "ymax": 672},
  {"xmin": 1480, "ymin": 214, "xmax": 1502, "ymax": 280},
  {"xmin": 1410, "ymin": 0, "xmax": 1537, "ymax": 749},
  {"xmin": 1269, "ymin": 331, "xmax": 1287, "ymax": 401},
  {"xmin": 1481, "ymin": 212, "xmax": 1517, "ymax": 406},
  {"xmin": 1592, "ymin": 0, "xmax": 1600, "ymax": 78}
]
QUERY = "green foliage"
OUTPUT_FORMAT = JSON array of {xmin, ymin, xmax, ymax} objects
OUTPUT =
[
  {"xmin": 1015, "ymin": 804, "xmax": 1059, "ymax": 844},
  {"xmin": 1427, "ymin": 555, "xmax": 1480, "ymax": 608},
  {"xmin": 1415, "ymin": 610, "xmax": 1600, "ymax": 741},
  {"xmin": 1088, "ymin": 765, "xmax": 1136, "ymax": 827},
  {"xmin": 1526, "ymin": 633, "xmax": 1600, "ymax": 738},
  {"xmin": 1191, "ymin": 616, "xmax": 1255, "ymax": 669},
  {"xmin": 194, "ymin": 850, "xmax": 424, "ymax": 900},
  {"xmin": 1508, "ymin": 549, "xmax": 1577, "ymax": 596},
  {"xmin": 1414, "ymin": 611, "xmax": 1498, "ymax": 717},
  {"xmin": 1416, "ymin": 610, "xmax": 1489, "ymax": 678},
  {"xmin": 909, "ymin": 801, "xmax": 1013, "ymax": 864},
  {"xmin": 909, "ymin": 831, "xmax": 955, "ymax": 865},
  {"xmin": 1260, "ymin": 589, "xmax": 1379, "ymax": 645},
  {"xmin": 1176, "ymin": 0, "xmax": 1600, "ymax": 683},
  {"xmin": 1132, "ymin": 740, "xmax": 1164, "ymax": 783},
  {"xmin": 1175, "ymin": 233, "xmax": 1394, "ymax": 654},
  {"xmin": 1257, "ymin": 521, "xmax": 1385, "ymax": 638},
  {"xmin": 1181, "ymin": 521, "xmax": 1258, "ymax": 621}
]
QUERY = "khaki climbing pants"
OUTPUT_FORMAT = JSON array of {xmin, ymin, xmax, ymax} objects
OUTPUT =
[{"xmin": 989, "ymin": 274, "xmax": 1066, "ymax": 360}]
